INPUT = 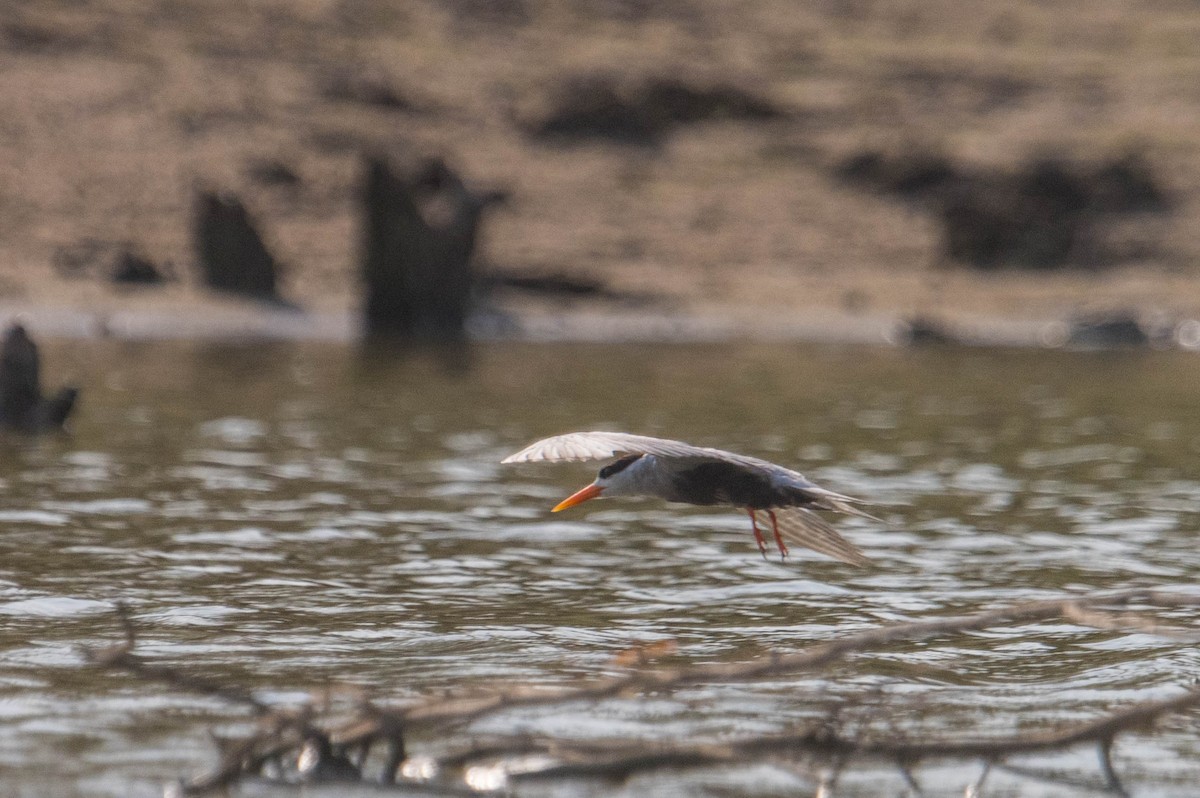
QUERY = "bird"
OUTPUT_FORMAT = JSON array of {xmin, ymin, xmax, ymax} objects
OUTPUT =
[{"xmin": 501, "ymin": 431, "xmax": 878, "ymax": 566}]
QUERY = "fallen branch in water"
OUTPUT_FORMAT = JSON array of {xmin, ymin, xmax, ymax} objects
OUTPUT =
[
  {"xmin": 82, "ymin": 588, "xmax": 1200, "ymax": 796},
  {"xmin": 80, "ymin": 603, "xmax": 266, "ymax": 712},
  {"xmin": 397, "ymin": 587, "xmax": 1200, "ymax": 729},
  {"xmin": 433, "ymin": 683, "xmax": 1200, "ymax": 786}
]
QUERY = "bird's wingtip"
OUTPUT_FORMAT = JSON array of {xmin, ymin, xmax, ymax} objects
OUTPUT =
[{"xmin": 844, "ymin": 550, "xmax": 872, "ymax": 568}]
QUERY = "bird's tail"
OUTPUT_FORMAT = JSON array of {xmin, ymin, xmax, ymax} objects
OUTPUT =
[
  {"xmin": 803, "ymin": 488, "xmax": 884, "ymax": 524},
  {"xmin": 761, "ymin": 507, "xmax": 870, "ymax": 567}
]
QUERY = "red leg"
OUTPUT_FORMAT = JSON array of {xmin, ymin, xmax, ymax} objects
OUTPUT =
[
  {"xmin": 768, "ymin": 510, "xmax": 788, "ymax": 560},
  {"xmin": 747, "ymin": 509, "xmax": 767, "ymax": 558}
]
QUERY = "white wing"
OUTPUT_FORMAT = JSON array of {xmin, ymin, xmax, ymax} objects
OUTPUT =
[{"xmin": 501, "ymin": 431, "xmax": 734, "ymax": 464}]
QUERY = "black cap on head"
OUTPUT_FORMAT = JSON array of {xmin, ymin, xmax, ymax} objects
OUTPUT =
[{"xmin": 598, "ymin": 454, "xmax": 643, "ymax": 479}]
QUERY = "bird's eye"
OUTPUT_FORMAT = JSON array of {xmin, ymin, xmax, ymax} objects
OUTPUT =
[{"xmin": 599, "ymin": 454, "xmax": 641, "ymax": 479}]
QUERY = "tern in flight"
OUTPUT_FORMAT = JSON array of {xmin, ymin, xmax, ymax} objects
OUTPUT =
[{"xmin": 502, "ymin": 431, "xmax": 878, "ymax": 565}]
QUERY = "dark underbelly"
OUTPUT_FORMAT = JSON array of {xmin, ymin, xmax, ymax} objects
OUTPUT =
[{"xmin": 671, "ymin": 462, "xmax": 805, "ymax": 509}]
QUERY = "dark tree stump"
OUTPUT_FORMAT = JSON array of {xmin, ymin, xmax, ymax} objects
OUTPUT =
[
  {"xmin": 359, "ymin": 156, "xmax": 505, "ymax": 341},
  {"xmin": 0, "ymin": 324, "xmax": 77, "ymax": 432},
  {"xmin": 193, "ymin": 191, "xmax": 283, "ymax": 301}
]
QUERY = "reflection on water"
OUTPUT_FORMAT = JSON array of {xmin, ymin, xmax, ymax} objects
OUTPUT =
[{"xmin": 2, "ymin": 340, "xmax": 1200, "ymax": 796}]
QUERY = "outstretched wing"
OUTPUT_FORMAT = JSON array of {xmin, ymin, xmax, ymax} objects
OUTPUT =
[
  {"xmin": 760, "ymin": 507, "xmax": 870, "ymax": 567},
  {"xmin": 503, "ymin": 431, "xmax": 878, "ymax": 516},
  {"xmin": 501, "ymin": 431, "xmax": 731, "ymax": 464}
]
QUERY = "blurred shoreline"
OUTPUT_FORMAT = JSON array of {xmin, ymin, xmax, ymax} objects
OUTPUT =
[
  {"xmin": 2, "ymin": 2, "xmax": 1198, "ymax": 347},
  {"xmin": 1, "ymin": 290, "xmax": 1188, "ymax": 350}
]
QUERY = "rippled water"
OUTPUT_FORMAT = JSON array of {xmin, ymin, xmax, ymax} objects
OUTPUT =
[{"xmin": 2, "ymin": 339, "xmax": 1200, "ymax": 797}]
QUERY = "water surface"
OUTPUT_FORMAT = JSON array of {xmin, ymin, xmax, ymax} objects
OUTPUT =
[{"xmin": 2, "ymin": 340, "xmax": 1199, "ymax": 796}]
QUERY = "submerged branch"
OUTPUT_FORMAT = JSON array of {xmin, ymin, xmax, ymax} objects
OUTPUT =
[
  {"xmin": 399, "ymin": 587, "xmax": 1200, "ymax": 729},
  {"xmin": 427, "ymin": 684, "xmax": 1200, "ymax": 784},
  {"xmin": 79, "ymin": 603, "xmax": 267, "ymax": 712},
  {"xmin": 1061, "ymin": 602, "xmax": 1200, "ymax": 641},
  {"xmin": 84, "ymin": 588, "xmax": 1200, "ymax": 795}
]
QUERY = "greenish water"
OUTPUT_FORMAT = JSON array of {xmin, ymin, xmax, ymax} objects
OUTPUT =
[{"xmin": 1, "ymin": 339, "xmax": 1199, "ymax": 796}]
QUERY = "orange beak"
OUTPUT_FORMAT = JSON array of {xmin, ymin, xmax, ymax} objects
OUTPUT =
[{"xmin": 552, "ymin": 483, "xmax": 604, "ymax": 512}]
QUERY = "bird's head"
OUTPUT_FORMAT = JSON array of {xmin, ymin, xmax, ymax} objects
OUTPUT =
[{"xmin": 552, "ymin": 454, "xmax": 645, "ymax": 511}]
